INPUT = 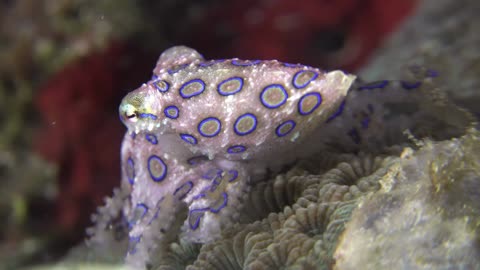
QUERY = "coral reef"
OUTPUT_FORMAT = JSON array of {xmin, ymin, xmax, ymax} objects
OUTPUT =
[
  {"xmin": 29, "ymin": 125, "xmax": 480, "ymax": 270},
  {"xmin": 49, "ymin": 0, "xmax": 478, "ymax": 268},
  {"xmin": 181, "ymin": 153, "xmax": 397, "ymax": 270},
  {"xmin": 30, "ymin": 0, "xmax": 479, "ymax": 267},
  {"xmin": 7, "ymin": 0, "xmax": 480, "ymax": 269},
  {"xmin": 20, "ymin": 0, "xmax": 413, "ymax": 252},
  {"xmin": 124, "ymin": 127, "xmax": 477, "ymax": 270}
]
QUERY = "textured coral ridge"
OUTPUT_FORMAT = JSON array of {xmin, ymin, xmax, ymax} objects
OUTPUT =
[{"xmin": 87, "ymin": 46, "xmax": 475, "ymax": 269}]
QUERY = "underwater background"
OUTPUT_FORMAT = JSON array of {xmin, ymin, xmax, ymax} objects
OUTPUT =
[{"xmin": 1, "ymin": 0, "xmax": 479, "ymax": 269}]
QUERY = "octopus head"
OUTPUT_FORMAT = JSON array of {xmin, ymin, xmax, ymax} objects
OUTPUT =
[{"xmin": 119, "ymin": 84, "xmax": 165, "ymax": 132}]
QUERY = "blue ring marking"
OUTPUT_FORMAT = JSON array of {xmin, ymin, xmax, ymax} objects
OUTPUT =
[
  {"xmin": 401, "ymin": 81, "xmax": 422, "ymax": 90},
  {"xmin": 180, "ymin": 133, "xmax": 198, "ymax": 145},
  {"xmin": 326, "ymin": 100, "xmax": 346, "ymax": 123},
  {"xmin": 231, "ymin": 59, "xmax": 261, "ymax": 66},
  {"xmin": 427, "ymin": 69, "xmax": 439, "ymax": 77},
  {"xmin": 210, "ymin": 192, "xmax": 228, "ymax": 213},
  {"xmin": 148, "ymin": 208, "xmax": 160, "ymax": 226},
  {"xmin": 347, "ymin": 128, "xmax": 361, "ymax": 144},
  {"xmin": 128, "ymin": 235, "xmax": 141, "ymax": 254},
  {"xmin": 228, "ymin": 169, "xmax": 238, "ymax": 182},
  {"xmin": 147, "ymin": 155, "xmax": 168, "ymax": 182},
  {"xmin": 187, "ymin": 155, "xmax": 209, "ymax": 166},
  {"xmin": 260, "ymin": 84, "xmax": 288, "ymax": 109},
  {"xmin": 189, "ymin": 207, "xmax": 209, "ymax": 230},
  {"xmin": 179, "ymin": 79, "xmax": 206, "ymax": 99},
  {"xmin": 146, "ymin": 197, "xmax": 164, "ymax": 225},
  {"xmin": 361, "ymin": 116, "xmax": 370, "ymax": 129},
  {"xmin": 192, "ymin": 193, "xmax": 206, "ymax": 200},
  {"xmin": 145, "ymin": 133, "xmax": 158, "ymax": 145},
  {"xmin": 153, "ymin": 80, "xmax": 170, "ymax": 92},
  {"xmin": 212, "ymin": 174, "xmax": 222, "ymax": 186},
  {"xmin": 199, "ymin": 59, "xmax": 226, "ymax": 67},
  {"xmin": 208, "ymin": 180, "xmax": 221, "ymax": 192},
  {"xmin": 126, "ymin": 157, "xmax": 135, "ymax": 185},
  {"xmin": 357, "ymin": 80, "xmax": 389, "ymax": 91},
  {"xmin": 227, "ymin": 145, "xmax": 247, "ymax": 154},
  {"xmin": 198, "ymin": 117, "xmax": 222, "ymax": 137},
  {"xmin": 217, "ymin": 76, "xmax": 244, "ymax": 96},
  {"xmin": 164, "ymin": 105, "xmax": 180, "ymax": 119},
  {"xmin": 283, "ymin": 62, "xmax": 303, "ymax": 68},
  {"xmin": 130, "ymin": 132, "xmax": 137, "ymax": 139},
  {"xmin": 298, "ymin": 92, "xmax": 322, "ymax": 115},
  {"xmin": 167, "ymin": 63, "xmax": 188, "ymax": 74},
  {"xmin": 275, "ymin": 120, "xmax": 296, "ymax": 137},
  {"xmin": 173, "ymin": 181, "xmax": 194, "ymax": 200},
  {"xmin": 128, "ymin": 203, "xmax": 148, "ymax": 228},
  {"xmin": 202, "ymin": 168, "xmax": 223, "ymax": 181},
  {"xmin": 138, "ymin": 113, "xmax": 158, "ymax": 120},
  {"xmin": 233, "ymin": 113, "xmax": 257, "ymax": 136},
  {"xmin": 292, "ymin": 70, "xmax": 319, "ymax": 89}
]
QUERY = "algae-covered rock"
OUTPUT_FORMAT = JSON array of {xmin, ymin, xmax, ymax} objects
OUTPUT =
[
  {"xmin": 335, "ymin": 130, "xmax": 480, "ymax": 269},
  {"xmin": 360, "ymin": 0, "xmax": 480, "ymax": 113}
]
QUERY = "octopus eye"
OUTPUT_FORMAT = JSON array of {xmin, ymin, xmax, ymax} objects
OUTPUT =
[
  {"xmin": 126, "ymin": 111, "xmax": 137, "ymax": 119},
  {"xmin": 122, "ymin": 106, "xmax": 139, "ymax": 123},
  {"xmin": 120, "ymin": 103, "xmax": 139, "ymax": 122}
]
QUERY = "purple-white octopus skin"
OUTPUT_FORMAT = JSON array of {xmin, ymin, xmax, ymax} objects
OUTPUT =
[{"xmin": 114, "ymin": 46, "xmax": 432, "ymax": 266}]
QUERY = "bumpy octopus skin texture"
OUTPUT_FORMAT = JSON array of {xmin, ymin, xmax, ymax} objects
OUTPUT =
[{"xmin": 114, "ymin": 46, "xmax": 430, "ymax": 266}]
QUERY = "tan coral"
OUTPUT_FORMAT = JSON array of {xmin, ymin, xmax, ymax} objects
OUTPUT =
[
  {"xmin": 187, "ymin": 227, "xmax": 273, "ymax": 270},
  {"xmin": 283, "ymin": 203, "xmax": 332, "ymax": 236},
  {"xmin": 248, "ymin": 231, "xmax": 315, "ymax": 269},
  {"xmin": 240, "ymin": 172, "xmax": 308, "ymax": 222}
]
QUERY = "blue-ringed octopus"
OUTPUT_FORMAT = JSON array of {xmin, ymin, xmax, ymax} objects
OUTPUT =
[{"xmin": 87, "ymin": 46, "xmax": 447, "ymax": 268}]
